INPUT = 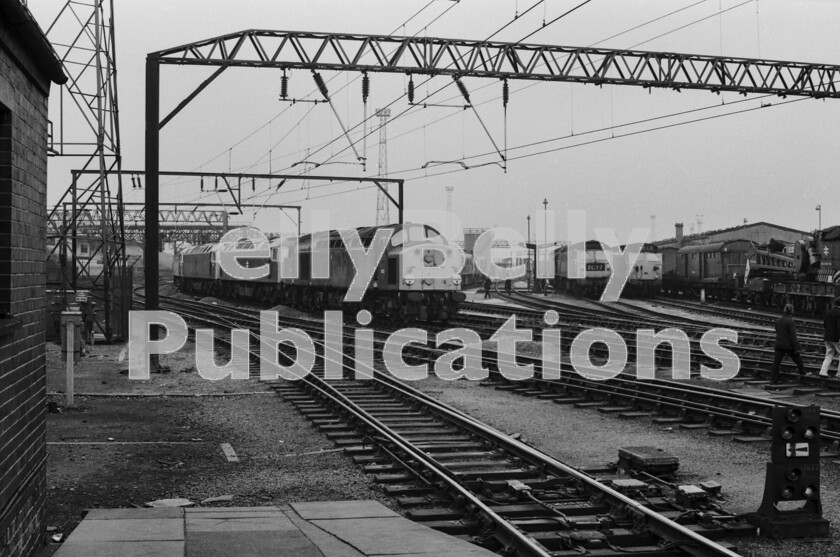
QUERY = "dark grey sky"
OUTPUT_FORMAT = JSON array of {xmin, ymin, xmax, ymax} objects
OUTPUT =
[{"xmin": 35, "ymin": 0, "xmax": 840, "ymax": 243}]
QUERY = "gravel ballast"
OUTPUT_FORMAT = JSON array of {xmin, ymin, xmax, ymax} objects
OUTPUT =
[{"xmin": 415, "ymin": 377, "xmax": 838, "ymax": 557}]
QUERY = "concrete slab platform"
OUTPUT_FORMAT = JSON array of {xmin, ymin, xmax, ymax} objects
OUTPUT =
[
  {"xmin": 186, "ymin": 516, "xmax": 298, "ymax": 532},
  {"xmin": 312, "ymin": 517, "xmax": 492, "ymax": 556},
  {"xmin": 84, "ymin": 508, "xmax": 185, "ymax": 520},
  {"xmin": 52, "ymin": 501, "xmax": 498, "ymax": 557},
  {"xmin": 283, "ymin": 511, "xmax": 366, "ymax": 557},
  {"xmin": 186, "ymin": 530, "xmax": 319, "ymax": 557},
  {"xmin": 51, "ymin": 541, "xmax": 185, "ymax": 557},
  {"xmin": 291, "ymin": 500, "xmax": 400, "ymax": 520},
  {"xmin": 183, "ymin": 510, "xmax": 287, "ymax": 520},
  {"xmin": 186, "ymin": 505, "xmax": 287, "ymax": 513},
  {"xmin": 66, "ymin": 518, "xmax": 184, "ymax": 542}
]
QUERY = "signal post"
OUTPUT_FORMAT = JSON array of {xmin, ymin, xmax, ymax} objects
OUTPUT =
[{"xmin": 748, "ymin": 405, "xmax": 830, "ymax": 539}]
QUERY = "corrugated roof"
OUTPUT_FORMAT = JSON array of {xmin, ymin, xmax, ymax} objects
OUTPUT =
[{"xmin": 656, "ymin": 221, "xmax": 810, "ymax": 246}]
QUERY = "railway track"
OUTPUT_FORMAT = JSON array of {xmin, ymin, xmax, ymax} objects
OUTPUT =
[
  {"xmin": 144, "ymin": 295, "xmax": 840, "ymax": 431},
  {"xmin": 478, "ymin": 290, "xmax": 840, "ymax": 387},
  {"xmin": 136, "ymin": 294, "xmax": 755, "ymax": 556},
  {"xmin": 650, "ymin": 297, "xmax": 823, "ymax": 336}
]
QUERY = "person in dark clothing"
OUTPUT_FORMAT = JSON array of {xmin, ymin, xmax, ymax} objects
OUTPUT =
[
  {"xmin": 504, "ymin": 279, "xmax": 512, "ymax": 295},
  {"xmin": 819, "ymin": 297, "xmax": 840, "ymax": 377},
  {"xmin": 483, "ymin": 276, "xmax": 492, "ymax": 299},
  {"xmin": 770, "ymin": 304, "xmax": 809, "ymax": 384}
]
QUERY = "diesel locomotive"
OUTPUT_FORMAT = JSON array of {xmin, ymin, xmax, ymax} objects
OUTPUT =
[
  {"xmin": 173, "ymin": 222, "xmax": 467, "ymax": 322},
  {"xmin": 554, "ymin": 240, "xmax": 662, "ymax": 298}
]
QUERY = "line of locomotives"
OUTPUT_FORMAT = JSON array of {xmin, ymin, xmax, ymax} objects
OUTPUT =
[
  {"xmin": 659, "ymin": 228, "xmax": 840, "ymax": 315},
  {"xmin": 174, "ymin": 220, "xmax": 840, "ymax": 317},
  {"xmin": 459, "ymin": 240, "xmax": 664, "ymax": 297},
  {"xmin": 173, "ymin": 223, "xmax": 466, "ymax": 322},
  {"xmin": 527, "ymin": 231, "xmax": 840, "ymax": 313}
]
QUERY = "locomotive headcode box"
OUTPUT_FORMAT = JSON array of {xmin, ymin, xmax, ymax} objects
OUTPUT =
[{"xmin": 618, "ymin": 446, "xmax": 680, "ymax": 476}]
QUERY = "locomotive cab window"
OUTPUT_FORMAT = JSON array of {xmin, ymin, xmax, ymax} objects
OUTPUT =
[
  {"xmin": 424, "ymin": 226, "xmax": 444, "ymax": 243},
  {"xmin": 387, "ymin": 257, "xmax": 398, "ymax": 285},
  {"xmin": 391, "ymin": 230, "xmax": 406, "ymax": 247}
]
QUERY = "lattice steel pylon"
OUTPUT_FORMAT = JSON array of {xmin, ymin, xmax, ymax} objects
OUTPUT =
[
  {"xmin": 44, "ymin": 0, "xmax": 126, "ymax": 340},
  {"xmin": 375, "ymin": 108, "xmax": 390, "ymax": 226}
]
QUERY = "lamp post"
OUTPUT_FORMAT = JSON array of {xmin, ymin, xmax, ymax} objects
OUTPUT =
[
  {"xmin": 542, "ymin": 198, "xmax": 548, "ymax": 294},
  {"xmin": 816, "ymin": 204, "xmax": 822, "ymax": 234},
  {"xmin": 816, "ymin": 205, "xmax": 823, "ymax": 254},
  {"xmin": 526, "ymin": 215, "xmax": 531, "ymax": 290}
]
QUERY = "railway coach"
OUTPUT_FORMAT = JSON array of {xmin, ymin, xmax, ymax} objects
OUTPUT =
[{"xmin": 661, "ymin": 240, "xmax": 752, "ymax": 300}]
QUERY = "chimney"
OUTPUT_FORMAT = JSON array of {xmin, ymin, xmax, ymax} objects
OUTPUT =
[{"xmin": 675, "ymin": 222, "xmax": 684, "ymax": 248}]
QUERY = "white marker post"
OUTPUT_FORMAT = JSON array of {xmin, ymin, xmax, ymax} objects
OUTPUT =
[
  {"xmin": 66, "ymin": 323, "xmax": 74, "ymax": 407},
  {"xmin": 61, "ymin": 310, "xmax": 81, "ymax": 407}
]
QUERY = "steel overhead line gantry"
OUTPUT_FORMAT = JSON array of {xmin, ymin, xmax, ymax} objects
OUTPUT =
[
  {"xmin": 52, "ymin": 201, "xmax": 302, "ymax": 246},
  {"xmin": 146, "ymin": 30, "xmax": 840, "ymax": 311},
  {"xmin": 152, "ymin": 30, "xmax": 840, "ymax": 99}
]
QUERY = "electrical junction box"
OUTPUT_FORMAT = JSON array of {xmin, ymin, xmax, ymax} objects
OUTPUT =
[{"xmin": 618, "ymin": 446, "xmax": 680, "ymax": 477}]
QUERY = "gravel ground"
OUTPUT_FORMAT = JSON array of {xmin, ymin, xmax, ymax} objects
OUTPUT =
[
  {"xmin": 413, "ymin": 377, "xmax": 839, "ymax": 557},
  {"xmin": 46, "ymin": 340, "xmax": 269, "ymax": 396},
  {"xmin": 43, "ymin": 338, "xmax": 389, "ymax": 555}
]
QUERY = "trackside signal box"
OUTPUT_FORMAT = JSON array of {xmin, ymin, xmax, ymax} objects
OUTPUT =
[{"xmin": 748, "ymin": 405, "xmax": 830, "ymax": 539}]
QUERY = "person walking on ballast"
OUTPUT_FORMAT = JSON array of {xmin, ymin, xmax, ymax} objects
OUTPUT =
[
  {"xmin": 483, "ymin": 276, "xmax": 492, "ymax": 299},
  {"xmin": 819, "ymin": 297, "xmax": 840, "ymax": 377},
  {"xmin": 770, "ymin": 304, "xmax": 809, "ymax": 384}
]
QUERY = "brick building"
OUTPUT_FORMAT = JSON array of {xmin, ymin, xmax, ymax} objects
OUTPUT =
[
  {"xmin": 0, "ymin": 1, "xmax": 66, "ymax": 556},
  {"xmin": 655, "ymin": 221, "xmax": 810, "ymax": 250}
]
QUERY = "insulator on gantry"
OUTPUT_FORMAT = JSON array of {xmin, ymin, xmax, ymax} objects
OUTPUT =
[
  {"xmin": 362, "ymin": 72, "xmax": 370, "ymax": 103},
  {"xmin": 454, "ymin": 77, "xmax": 470, "ymax": 104},
  {"xmin": 502, "ymin": 79, "xmax": 509, "ymax": 108},
  {"xmin": 280, "ymin": 70, "xmax": 289, "ymax": 99},
  {"xmin": 200, "ymin": 177, "xmax": 204, "ymax": 192},
  {"xmin": 312, "ymin": 71, "xmax": 329, "ymax": 99},
  {"xmin": 408, "ymin": 74, "xmax": 415, "ymax": 104}
]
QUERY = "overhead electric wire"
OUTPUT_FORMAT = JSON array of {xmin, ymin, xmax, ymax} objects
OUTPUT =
[
  {"xmin": 517, "ymin": 0, "xmax": 594, "ymax": 42},
  {"xmin": 164, "ymin": 1, "xmax": 791, "ymax": 220},
  {"xmin": 154, "ymin": 0, "xmax": 719, "ymax": 200},
  {"xmin": 192, "ymin": 0, "xmax": 708, "ymax": 189},
  {"xmin": 199, "ymin": 0, "xmax": 736, "ymax": 208},
  {"xmin": 164, "ymin": 0, "xmax": 746, "ymax": 208},
  {"xmin": 179, "ymin": 0, "xmax": 549, "ymax": 195},
  {"xmin": 274, "ymin": 1, "xmax": 549, "ymax": 173},
  {"xmin": 147, "ymin": 0, "xmax": 448, "ymax": 198},
  {"xmin": 244, "ymin": 92, "xmax": 807, "ymax": 207},
  {"xmin": 284, "ymin": 0, "xmax": 727, "ymax": 176}
]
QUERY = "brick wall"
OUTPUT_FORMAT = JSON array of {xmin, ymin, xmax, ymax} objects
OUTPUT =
[{"xmin": 0, "ymin": 34, "xmax": 50, "ymax": 557}]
